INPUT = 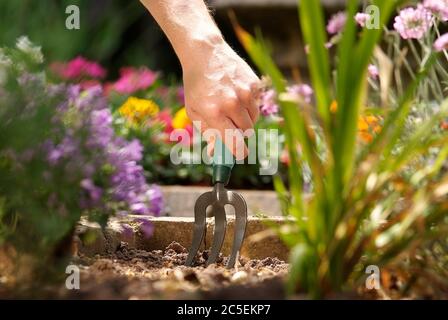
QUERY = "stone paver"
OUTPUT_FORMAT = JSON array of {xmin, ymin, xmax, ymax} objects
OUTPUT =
[{"xmin": 160, "ymin": 186, "xmax": 282, "ymax": 217}]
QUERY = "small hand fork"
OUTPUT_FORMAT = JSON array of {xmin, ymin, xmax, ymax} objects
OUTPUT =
[{"xmin": 185, "ymin": 138, "xmax": 247, "ymax": 268}]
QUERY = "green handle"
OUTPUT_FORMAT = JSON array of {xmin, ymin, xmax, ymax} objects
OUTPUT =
[{"xmin": 212, "ymin": 138, "xmax": 235, "ymax": 185}]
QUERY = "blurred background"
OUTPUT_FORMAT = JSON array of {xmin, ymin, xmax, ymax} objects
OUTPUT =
[{"xmin": 0, "ymin": 0, "xmax": 346, "ymax": 80}]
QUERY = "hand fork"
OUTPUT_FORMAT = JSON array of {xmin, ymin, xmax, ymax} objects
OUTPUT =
[{"xmin": 185, "ymin": 138, "xmax": 247, "ymax": 268}]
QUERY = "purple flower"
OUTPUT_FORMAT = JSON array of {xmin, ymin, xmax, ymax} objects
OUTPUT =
[
  {"xmin": 423, "ymin": 0, "xmax": 448, "ymax": 21},
  {"xmin": 287, "ymin": 84, "xmax": 314, "ymax": 104},
  {"xmin": 355, "ymin": 12, "xmax": 371, "ymax": 27},
  {"xmin": 137, "ymin": 218, "xmax": 154, "ymax": 238},
  {"xmin": 434, "ymin": 33, "xmax": 448, "ymax": 51},
  {"xmin": 121, "ymin": 139, "xmax": 143, "ymax": 162},
  {"xmin": 327, "ymin": 12, "xmax": 347, "ymax": 35},
  {"xmin": 393, "ymin": 5, "xmax": 433, "ymax": 40},
  {"xmin": 146, "ymin": 184, "xmax": 164, "ymax": 216},
  {"xmin": 120, "ymin": 223, "xmax": 134, "ymax": 239},
  {"xmin": 80, "ymin": 178, "xmax": 103, "ymax": 205},
  {"xmin": 368, "ymin": 64, "xmax": 379, "ymax": 79},
  {"xmin": 259, "ymin": 90, "xmax": 279, "ymax": 116}
]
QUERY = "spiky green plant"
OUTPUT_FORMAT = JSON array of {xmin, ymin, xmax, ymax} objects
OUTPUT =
[{"xmin": 233, "ymin": 0, "xmax": 448, "ymax": 298}]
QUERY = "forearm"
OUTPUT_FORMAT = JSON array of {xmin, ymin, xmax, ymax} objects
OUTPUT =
[{"xmin": 140, "ymin": 0, "xmax": 224, "ymax": 68}]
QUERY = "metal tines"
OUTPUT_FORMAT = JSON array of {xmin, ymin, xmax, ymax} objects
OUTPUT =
[{"xmin": 185, "ymin": 138, "xmax": 248, "ymax": 268}]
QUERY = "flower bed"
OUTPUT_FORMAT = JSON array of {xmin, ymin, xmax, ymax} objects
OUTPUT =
[{"xmin": 1, "ymin": 0, "xmax": 448, "ymax": 301}]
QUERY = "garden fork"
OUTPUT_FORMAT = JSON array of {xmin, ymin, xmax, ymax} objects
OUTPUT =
[{"xmin": 185, "ymin": 138, "xmax": 247, "ymax": 268}]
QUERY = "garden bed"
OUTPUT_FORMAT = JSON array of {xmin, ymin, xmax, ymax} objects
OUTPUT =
[
  {"xmin": 2, "ymin": 217, "xmax": 447, "ymax": 300},
  {"xmin": 66, "ymin": 217, "xmax": 448, "ymax": 300},
  {"xmin": 43, "ymin": 216, "xmax": 288, "ymax": 299},
  {"xmin": 61, "ymin": 241, "xmax": 289, "ymax": 300}
]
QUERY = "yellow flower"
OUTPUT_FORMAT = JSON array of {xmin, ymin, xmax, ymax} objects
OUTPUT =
[
  {"xmin": 358, "ymin": 115, "xmax": 382, "ymax": 143},
  {"xmin": 119, "ymin": 97, "xmax": 159, "ymax": 124},
  {"xmin": 330, "ymin": 100, "xmax": 338, "ymax": 113},
  {"xmin": 329, "ymin": 99, "xmax": 381, "ymax": 143},
  {"xmin": 172, "ymin": 107, "xmax": 191, "ymax": 129}
]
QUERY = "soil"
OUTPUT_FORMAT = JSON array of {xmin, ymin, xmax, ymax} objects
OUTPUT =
[
  {"xmin": 56, "ymin": 241, "xmax": 289, "ymax": 300},
  {"xmin": 2, "ymin": 241, "xmax": 446, "ymax": 299}
]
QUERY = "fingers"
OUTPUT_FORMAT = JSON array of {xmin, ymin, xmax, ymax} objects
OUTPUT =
[
  {"xmin": 223, "ymin": 96, "xmax": 254, "ymax": 133},
  {"xmin": 238, "ymin": 85, "xmax": 260, "ymax": 123},
  {"xmin": 206, "ymin": 113, "xmax": 248, "ymax": 161}
]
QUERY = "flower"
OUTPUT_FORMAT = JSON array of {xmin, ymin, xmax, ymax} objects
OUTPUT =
[
  {"xmin": 137, "ymin": 218, "xmax": 154, "ymax": 238},
  {"xmin": 434, "ymin": 33, "xmax": 448, "ymax": 51},
  {"xmin": 330, "ymin": 100, "xmax": 338, "ymax": 113},
  {"xmin": 156, "ymin": 110, "xmax": 174, "ymax": 134},
  {"xmin": 80, "ymin": 179, "xmax": 103, "ymax": 206},
  {"xmin": 393, "ymin": 5, "xmax": 433, "ymax": 40},
  {"xmin": 119, "ymin": 97, "xmax": 160, "ymax": 125},
  {"xmin": 280, "ymin": 148, "xmax": 290, "ymax": 166},
  {"xmin": 111, "ymin": 67, "xmax": 158, "ymax": 94},
  {"xmin": 41, "ymin": 85, "xmax": 161, "ymax": 217},
  {"xmin": 368, "ymin": 64, "xmax": 379, "ymax": 79},
  {"xmin": 147, "ymin": 184, "xmax": 163, "ymax": 216},
  {"xmin": 358, "ymin": 115, "xmax": 382, "ymax": 143},
  {"xmin": 355, "ymin": 12, "xmax": 371, "ymax": 27},
  {"xmin": 16, "ymin": 36, "xmax": 44, "ymax": 63},
  {"xmin": 440, "ymin": 120, "xmax": 448, "ymax": 130},
  {"xmin": 287, "ymin": 84, "xmax": 314, "ymax": 104},
  {"xmin": 172, "ymin": 107, "xmax": 192, "ymax": 129},
  {"xmin": 51, "ymin": 56, "xmax": 106, "ymax": 80},
  {"xmin": 171, "ymin": 108, "xmax": 193, "ymax": 146},
  {"xmin": 423, "ymin": 0, "xmax": 448, "ymax": 21},
  {"xmin": 327, "ymin": 12, "xmax": 347, "ymax": 35},
  {"xmin": 260, "ymin": 89, "xmax": 279, "ymax": 116}
]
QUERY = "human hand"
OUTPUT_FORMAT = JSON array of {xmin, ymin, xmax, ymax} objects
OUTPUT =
[{"xmin": 181, "ymin": 38, "xmax": 260, "ymax": 160}]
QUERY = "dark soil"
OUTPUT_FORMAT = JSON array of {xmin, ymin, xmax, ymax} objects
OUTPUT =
[{"xmin": 56, "ymin": 241, "xmax": 288, "ymax": 300}]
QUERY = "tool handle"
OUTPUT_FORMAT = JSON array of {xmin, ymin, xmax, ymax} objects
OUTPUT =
[{"xmin": 212, "ymin": 137, "xmax": 235, "ymax": 185}]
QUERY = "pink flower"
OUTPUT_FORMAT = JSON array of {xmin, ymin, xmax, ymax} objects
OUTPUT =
[
  {"xmin": 156, "ymin": 110, "xmax": 174, "ymax": 134},
  {"xmin": 368, "ymin": 64, "xmax": 379, "ymax": 79},
  {"xmin": 111, "ymin": 67, "xmax": 158, "ymax": 94},
  {"xmin": 423, "ymin": 0, "xmax": 448, "ymax": 21},
  {"xmin": 434, "ymin": 33, "xmax": 448, "ymax": 51},
  {"xmin": 355, "ymin": 12, "xmax": 371, "ymax": 27},
  {"xmin": 393, "ymin": 5, "xmax": 433, "ymax": 40},
  {"xmin": 327, "ymin": 12, "xmax": 347, "ymax": 35},
  {"xmin": 260, "ymin": 89, "xmax": 279, "ymax": 116},
  {"xmin": 287, "ymin": 84, "xmax": 314, "ymax": 103},
  {"xmin": 51, "ymin": 56, "xmax": 106, "ymax": 80}
]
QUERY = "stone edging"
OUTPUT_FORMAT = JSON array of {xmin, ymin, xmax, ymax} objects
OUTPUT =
[{"xmin": 76, "ymin": 216, "xmax": 291, "ymax": 261}]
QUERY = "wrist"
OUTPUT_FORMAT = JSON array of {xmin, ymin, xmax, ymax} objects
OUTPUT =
[{"xmin": 178, "ymin": 33, "xmax": 225, "ymax": 71}]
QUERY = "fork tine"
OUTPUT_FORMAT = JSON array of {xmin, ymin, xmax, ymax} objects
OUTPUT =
[
  {"xmin": 185, "ymin": 191, "xmax": 213, "ymax": 266},
  {"xmin": 226, "ymin": 192, "xmax": 247, "ymax": 268},
  {"xmin": 206, "ymin": 203, "xmax": 227, "ymax": 266}
]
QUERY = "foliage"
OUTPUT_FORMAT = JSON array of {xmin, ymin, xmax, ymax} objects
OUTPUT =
[
  {"xmin": 0, "ymin": 38, "xmax": 159, "ymax": 280},
  {"xmin": 0, "ymin": 0, "xmax": 178, "ymax": 76},
  {"xmin": 234, "ymin": 0, "xmax": 448, "ymax": 298}
]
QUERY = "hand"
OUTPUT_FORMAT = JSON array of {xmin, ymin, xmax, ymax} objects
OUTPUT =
[{"xmin": 181, "ymin": 38, "xmax": 260, "ymax": 160}]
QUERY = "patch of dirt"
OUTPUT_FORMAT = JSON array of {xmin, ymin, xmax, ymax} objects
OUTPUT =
[{"xmin": 56, "ymin": 241, "xmax": 289, "ymax": 300}]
